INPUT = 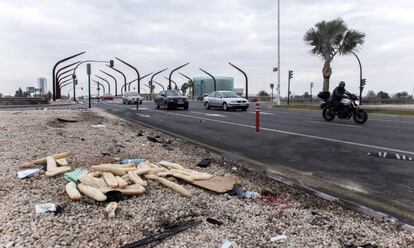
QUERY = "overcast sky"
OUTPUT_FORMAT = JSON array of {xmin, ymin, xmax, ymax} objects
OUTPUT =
[{"xmin": 0, "ymin": 0, "xmax": 413, "ymax": 97}]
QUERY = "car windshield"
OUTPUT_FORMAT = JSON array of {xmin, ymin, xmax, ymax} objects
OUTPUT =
[
  {"xmin": 221, "ymin": 91, "xmax": 239, "ymax": 98},
  {"xmin": 165, "ymin": 90, "xmax": 182, "ymax": 96}
]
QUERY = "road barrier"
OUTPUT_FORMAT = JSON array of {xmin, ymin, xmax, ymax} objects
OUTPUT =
[{"xmin": 256, "ymin": 102, "xmax": 260, "ymax": 133}]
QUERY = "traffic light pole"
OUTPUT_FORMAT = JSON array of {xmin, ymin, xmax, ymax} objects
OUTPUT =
[
  {"xmin": 287, "ymin": 70, "xmax": 293, "ymax": 105},
  {"xmin": 351, "ymin": 51, "xmax": 363, "ymax": 105}
]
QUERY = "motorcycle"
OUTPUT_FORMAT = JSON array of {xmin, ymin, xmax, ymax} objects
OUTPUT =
[{"xmin": 317, "ymin": 91, "xmax": 368, "ymax": 124}]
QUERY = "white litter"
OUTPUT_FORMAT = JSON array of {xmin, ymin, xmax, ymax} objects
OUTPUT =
[
  {"xmin": 91, "ymin": 124, "xmax": 106, "ymax": 128},
  {"xmin": 35, "ymin": 203, "xmax": 57, "ymax": 214},
  {"xmin": 270, "ymin": 235, "xmax": 288, "ymax": 242},
  {"xmin": 221, "ymin": 239, "xmax": 234, "ymax": 248},
  {"xmin": 17, "ymin": 169, "xmax": 40, "ymax": 179}
]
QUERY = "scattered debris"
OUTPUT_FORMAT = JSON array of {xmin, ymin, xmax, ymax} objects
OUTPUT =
[
  {"xmin": 136, "ymin": 131, "xmax": 144, "ymax": 137},
  {"xmin": 91, "ymin": 124, "xmax": 106, "ymax": 128},
  {"xmin": 35, "ymin": 203, "xmax": 57, "ymax": 214},
  {"xmin": 270, "ymin": 235, "xmax": 288, "ymax": 242},
  {"xmin": 64, "ymin": 168, "xmax": 87, "ymax": 182},
  {"xmin": 105, "ymin": 190, "xmax": 124, "ymax": 202},
  {"xmin": 101, "ymin": 152, "xmax": 111, "ymax": 156},
  {"xmin": 45, "ymin": 156, "xmax": 71, "ymax": 177},
  {"xmin": 232, "ymin": 166, "xmax": 237, "ymax": 171},
  {"xmin": 345, "ymin": 243, "xmax": 378, "ymax": 248},
  {"xmin": 367, "ymin": 152, "xmax": 413, "ymax": 161},
  {"xmin": 230, "ymin": 184, "xmax": 261, "ymax": 199},
  {"xmin": 121, "ymin": 158, "xmax": 145, "ymax": 165},
  {"xmin": 196, "ymin": 158, "xmax": 211, "ymax": 168},
  {"xmin": 121, "ymin": 220, "xmax": 202, "ymax": 248},
  {"xmin": 17, "ymin": 168, "xmax": 40, "ymax": 179},
  {"xmin": 192, "ymin": 176, "xmax": 235, "ymax": 193},
  {"xmin": 310, "ymin": 216, "xmax": 330, "ymax": 226},
  {"xmin": 206, "ymin": 217, "xmax": 223, "ymax": 226},
  {"xmin": 221, "ymin": 239, "xmax": 235, "ymax": 248},
  {"xmin": 66, "ymin": 182, "xmax": 81, "ymax": 200},
  {"xmin": 105, "ymin": 202, "xmax": 118, "ymax": 218},
  {"xmin": 57, "ymin": 117, "xmax": 78, "ymax": 123},
  {"xmin": 147, "ymin": 136, "xmax": 160, "ymax": 143}
]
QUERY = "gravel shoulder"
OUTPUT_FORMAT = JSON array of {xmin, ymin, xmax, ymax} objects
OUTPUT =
[{"xmin": 0, "ymin": 108, "xmax": 413, "ymax": 248}]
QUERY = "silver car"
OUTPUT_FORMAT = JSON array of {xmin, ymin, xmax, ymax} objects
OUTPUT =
[{"xmin": 203, "ymin": 91, "xmax": 249, "ymax": 111}]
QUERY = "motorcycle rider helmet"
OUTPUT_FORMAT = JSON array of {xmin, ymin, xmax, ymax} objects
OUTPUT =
[{"xmin": 338, "ymin": 81, "xmax": 345, "ymax": 88}]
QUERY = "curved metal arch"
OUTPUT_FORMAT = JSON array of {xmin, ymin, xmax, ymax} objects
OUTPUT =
[
  {"xmin": 152, "ymin": 80, "xmax": 165, "ymax": 91},
  {"xmin": 99, "ymin": 70, "xmax": 118, "ymax": 96},
  {"xmin": 168, "ymin": 63, "xmax": 189, "ymax": 89},
  {"xmin": 107, "ymin": 65, "xmax": 127, "ymax": 95},
  {"xmin": 164, "ymin": 76, "xmax": 178, "ymax": 90},
  {"xmin": 199, "ymin": 68, "xmax": 216, "ymax": 92},
  {"xmin": 179, "ymin": 72, "xmax": 195, "ymax": 100},
  {"xmin": 95, "ymin": 75, "xmax": 111, "ymax": 93},
  {"xmin": 150, "ymin": 68, "xmax": 168, "ymax": 101},
  {"xmin": 229, "ymin": 62, "xmax": 248, "ymax": 99}
]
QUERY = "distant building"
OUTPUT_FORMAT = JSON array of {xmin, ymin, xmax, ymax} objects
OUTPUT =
[
  {"xmin": 38, "ymin": 77, "xmax": 47, "ymax": 94},
  {"xmin": 193, "ymin": 76, "xmax": 234, "ymax": 98}
]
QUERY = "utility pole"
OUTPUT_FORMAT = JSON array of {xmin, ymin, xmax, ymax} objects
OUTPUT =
[
  {"xmin": 288, "ymin": 70, "xmax": 293, "ymax": 105},
  {"xmin": 277, "ymin": 0, "xmax": 281, "ymax": 105},
  {"xmin": 310, "ymin": 82, "xmax": 314, "ymax": 103},
  {"xmin": 87, "ymin": 63, "xmax": 91, "ymax": 108}
]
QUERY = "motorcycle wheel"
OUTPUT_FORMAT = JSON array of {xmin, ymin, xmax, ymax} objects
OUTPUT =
[
  {"xmin": 353, "ymin": 109, "xmax": 368, "ymax": 124},
  {"xmin": 322, "ymin": 108, "xmax": 335, "ymax": 121}
]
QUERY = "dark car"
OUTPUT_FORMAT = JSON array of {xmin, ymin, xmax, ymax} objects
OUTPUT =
[{"xmin": 155, "ymin": 90, "xmax": 189, "ymax": 110}]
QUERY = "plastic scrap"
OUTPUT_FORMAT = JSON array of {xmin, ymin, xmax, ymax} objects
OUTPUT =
[
  {"xmin": 105, "ymin": 190, "xmax": 124, "ymax": 202},
  {"xmin": 270, "ymin": 235, "xmax": 287, "ymax": 242},
  {"xmin": 91, "ymin": 124, "xmax": 106, "ymax": 128},
  {"xmin": 196, "ymin": 159, "xmax": 211, "ymax": 168},
  {"xmin": 230, "ymin": 185, "xmax": 261, "ymax": 199},
  {"xmin": 64, "ymin": 168, "xmax": 88, "ymax": 182},
  {"xmin": 35, "ymin": 203, "xmax": 57, "ymax": 214},
  {"xmin": 121, "ymin": 159, "xmax": 145, "ymax": 165},
  {"xmin": 221, "ymin": 239, "xmax": 234, "ymax": 248},
  {"xmin": 310, "ymin": 216, "xmax": 329, "ymax": 226},
  {"xmin": 17, "ymin": 169, "xmax": 40, "ymax": 179}
]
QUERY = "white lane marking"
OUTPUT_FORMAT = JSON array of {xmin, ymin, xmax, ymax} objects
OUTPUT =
[
  {"xmin": 205, "ymin": 114, "xmax": 226, "ymax": 117},
  {"xmin": 304, "ymin": 120, "xmax": 361, "ymax": 128},
  {"xmin": 190, "ymin": 111, "xmax": 226, "ymax": 117},
  {"xmin": 162, "ymin": 112, "xmax": 414, "ymax": 155},
  {"xmin": 136, "ymin": 113, "xmax": 150, "ymax": 118},
  {"xmin": 131, "ymin": 107, "xmax": 149, "ymax": 110},
  {"xmin": 249, "ymin": 111, "xmax": 275, "ymax": 115}
]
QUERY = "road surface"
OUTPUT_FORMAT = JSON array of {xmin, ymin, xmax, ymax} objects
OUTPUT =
[{"xmin": 92, "ymin": 100, "xmax": 414, "ymax": 224}]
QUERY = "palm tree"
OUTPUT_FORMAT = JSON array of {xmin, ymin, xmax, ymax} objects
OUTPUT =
[{"xmin": 304, "ymin": 18, "xmax": 365, "ymax": 91}]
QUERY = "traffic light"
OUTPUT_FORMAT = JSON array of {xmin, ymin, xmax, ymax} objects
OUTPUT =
[
  {"xmin": 109, "ymin": 60, "xmax": 114, "ymax": 68},
  {"xmin": 270, "ymin": 83, "xmax": 274, "ymax": 89},
  {"xmin": 361, "ymin": 78, "xmax": 366, "ymax": 87},
  {"xmin": 288, "ymin": 70, "xmax": 293, "ymax": 79}
]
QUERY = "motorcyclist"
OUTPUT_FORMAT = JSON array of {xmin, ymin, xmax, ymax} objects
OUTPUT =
[{"xmin": 332, "ymin": 81, "xmax": 348, "ymax": 111}]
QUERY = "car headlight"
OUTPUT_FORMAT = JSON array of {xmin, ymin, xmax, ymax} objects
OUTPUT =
[
  {"xmin": 355, "ymin": 100, "xmax": 360, "ymax": 105},
  {"xmin": 169, "ymin": 98, "xmax": 174, "ymax": 102}
]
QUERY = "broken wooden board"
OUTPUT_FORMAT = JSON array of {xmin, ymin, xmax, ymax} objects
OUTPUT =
[{"xmin": 191, "ymin": 176, "xmax": 235, "ymax": 193}]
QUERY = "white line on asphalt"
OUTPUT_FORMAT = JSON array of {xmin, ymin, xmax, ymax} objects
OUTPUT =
[
  {"xmin": 136, "ymin": 113, "xmax": 150, "ymax": 118},
  {"xmin": 205, "ymin": 114, "xmax": 226, "ymax": 117},
  {"xmin": 190, "ymin": 111, "xmax": 226, "ymax": 117},
  {"xmin": 304, "ymin": 120, "xmax": 361, "ymax": 128},
  {"xmin": 166, "ymin": 112, "xmax": 414, "ymax": 155},
  {"xmin": 249, "ymin": 111, "xmax": 275, "ymax": 115}
]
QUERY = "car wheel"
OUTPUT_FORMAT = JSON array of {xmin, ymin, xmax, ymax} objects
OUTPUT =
[
  {"xmin": 223, "ymin": 102, "xmax": 229, "ymax": 111},
  {"xmin": 204, "ymin": 102, "xmax": 210, "ymax": 109},
  {"xmin": 122, "ymin": 100, "xmax": 125, "ymax": 104}
]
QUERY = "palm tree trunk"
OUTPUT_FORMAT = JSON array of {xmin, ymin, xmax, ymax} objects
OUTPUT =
[{"xmin": 322, "ymin": 60, "xmax": 332, "ymax": 91}]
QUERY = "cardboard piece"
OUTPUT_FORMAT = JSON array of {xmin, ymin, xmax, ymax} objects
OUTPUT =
[{"xmin": 191, "ymin": 176, "xmax": 235, "ymax": 193}]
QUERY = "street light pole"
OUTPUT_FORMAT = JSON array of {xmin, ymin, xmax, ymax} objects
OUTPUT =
[
  {"xmin": 199, "ymin": 68, "xmax": 216, "ymax": 92},
  {"xmin": 310, "ymin": 82, "xmax": 314, "ymax": 103},
  {"xmin": 108, "ymin": 65, "xmax": 127, "ymax": 95},
  {"xmin": 150, "ymin": 68, "xmax": 168, "ymax": 101},
  {"xmin": 277, "ymin": 0, "xmax": 281, "ymax": 105},
  {"xmin": 87, "ymin": 63, "xmax": 91, "ymax": 108},
  {"xmin": 228, "ymin": 62, "xmax": 248, "ymax": 100},
  {"xmin": 179, "ymin": 73, "xmax": 195, "ymax": 100},
  {"xmin": 100, "ymin": 70, "xmax": 118, "ymax": 96},
  {"xmin": 52, "ymin": 51, "xmax": 85, "ymax": 101},
  {"xmin": 168, "ymin": 63, "xmax": 189, "ymax": 90}
]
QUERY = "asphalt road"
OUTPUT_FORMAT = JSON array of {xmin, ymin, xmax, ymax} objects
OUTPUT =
[{"xmin": 94, "ymin": 100, "xmax": 414, "ymax": 224}]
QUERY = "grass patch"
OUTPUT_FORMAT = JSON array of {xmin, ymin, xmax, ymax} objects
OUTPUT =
[{"xmin": 273, "ymin": 104, "xmax": 414, "ymax": 116}]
